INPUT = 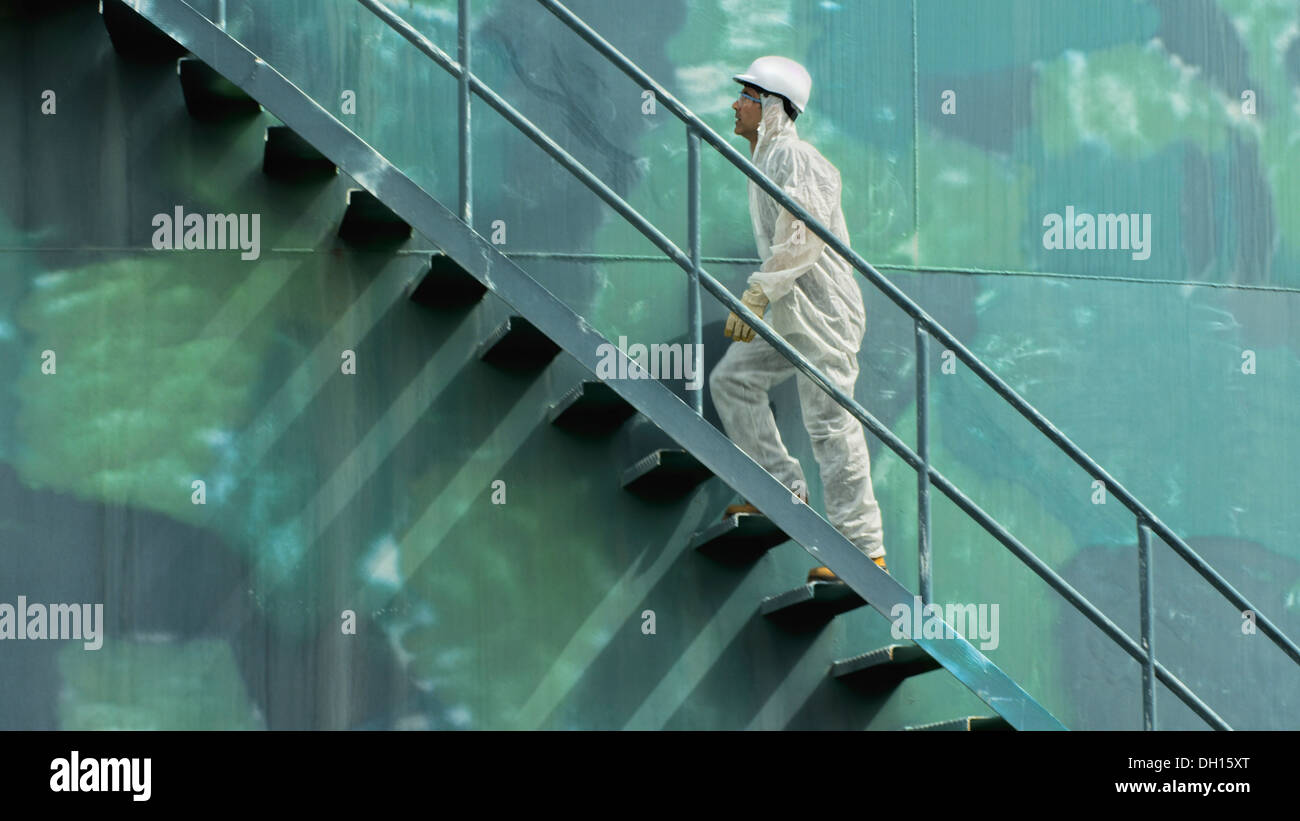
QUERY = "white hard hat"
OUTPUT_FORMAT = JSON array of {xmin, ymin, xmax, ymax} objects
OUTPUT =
[{"xmin": 733, "ymin": 56, "xmax": 811, "ymax": 113}]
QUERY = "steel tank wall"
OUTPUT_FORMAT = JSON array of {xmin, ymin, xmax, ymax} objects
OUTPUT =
[{"xmin": 0, "ymin": 0, "xmax": 1297, "ymax": 729}]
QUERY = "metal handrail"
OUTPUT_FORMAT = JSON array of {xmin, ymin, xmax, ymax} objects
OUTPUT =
[
  {"xmin": 529, "ymin": 0, "xmax": 1300, "ymax": 720},
  {"xmin": 355, "ymin": 0, "xmax": 1300, "ymax": 728},
  {"xmin": 123, "ymin": 0, "xmax": 1046, "ymax": 732}
]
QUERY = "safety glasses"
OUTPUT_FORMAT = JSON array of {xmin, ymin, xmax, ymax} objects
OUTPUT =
[{"xmin": 738, "ymin": 91, "xmax": 762, "ymax": 105}]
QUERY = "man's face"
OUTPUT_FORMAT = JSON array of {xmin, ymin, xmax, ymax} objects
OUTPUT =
[{"xmin": 733, "ymin": 84, "xmax": 763, "ymax": 138}]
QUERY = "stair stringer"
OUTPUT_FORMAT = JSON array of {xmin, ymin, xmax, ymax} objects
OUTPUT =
[{"xmin": 129, "ymin": 0, "xmax": 1067, "ymax": 731}]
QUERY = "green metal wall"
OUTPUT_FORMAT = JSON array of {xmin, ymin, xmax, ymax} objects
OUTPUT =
[{"xmin": 1, "ymin": 0, "xmax": 1298, "ymax": 729}]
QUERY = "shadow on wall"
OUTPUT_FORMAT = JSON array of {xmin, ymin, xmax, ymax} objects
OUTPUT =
[
  {"xmin": 0, "ymin": 462, "xmax": 443, "ymax": 730},
  {"xmin": 1060, "ymin": 535, "xmax": 1300, "ymax": 730}
]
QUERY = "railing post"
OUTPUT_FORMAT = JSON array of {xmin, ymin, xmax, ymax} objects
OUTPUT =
[
  {"xmin": 686, "ymin": 126, "xmax": 703, "ymax": 414},
  {"xmin": 356, "ymin": 0, "xmax": 1297, "ymax": 727},
  {"xmin": 1138, "ymin": 520, "xmax": 1156, "ymax": 730},
  {"xmin": 916, "ymin": 320, "xmax": 932, "ymax": 606},
  {"xmin": 458, "ymin": 0, "xmax": 472, "ymax": 225}
]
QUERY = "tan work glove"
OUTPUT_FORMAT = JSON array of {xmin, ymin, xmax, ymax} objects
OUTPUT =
[{"xmin": 724, "ymin": 284, "xmax": 769, "ymax": 343}]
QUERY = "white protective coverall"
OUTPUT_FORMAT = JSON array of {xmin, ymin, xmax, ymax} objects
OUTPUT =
[{"xmin": 709, "ymin": 94, "xmax": 885, "ymax": 560}]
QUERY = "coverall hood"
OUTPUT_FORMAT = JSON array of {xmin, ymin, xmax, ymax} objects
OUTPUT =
[{"xmin": 753, "ymin": 93, "xmax": 796, "ymax": 164}]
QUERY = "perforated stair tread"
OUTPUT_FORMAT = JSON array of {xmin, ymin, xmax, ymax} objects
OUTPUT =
[
  {"xmin": 690, "ymin": 512, "xmax": 790, "ymax": 563},
  {"xmin": 831, "ymin": 643, "xmax": 942, "ymax": 688},
  {"xmin": 338, "ymin": 188, "xmax": 413, "ymax": 244},
  {"xmin": 475, "ymin": 316, "xmax": 561, "ymax": 371},
  {"xmin": 263, "ymin": 125, "xmax": 337, "ymax": 181},
  {"xmin": 548, "ymin": 381, "xmax": 637, "ymax": 435},
  {"xmin": 904, "ymin": 716, "xmax": 1014, "ymax": 732},
  {"xmin": 178, "ymin": 57, "xmax": 261, "ymax": 121},
  {"xmin": 760, "ymin": 580, "xmax": 866, "ymax": 629},
  {"xmin": 119, "ymin": 0, "xmax": 1071, "ymax": 733},
  {"xmin": 407, "ymin": 253, "xmax": 487, "ymax": 310},
  {"xmin": 621, "ymin": 449, "xmax": 712, "ymax": 500}
]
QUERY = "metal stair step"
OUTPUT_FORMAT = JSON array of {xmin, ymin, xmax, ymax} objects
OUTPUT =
[
  {"xmin": 831, "ymin": 643, "xmax": 942, "ymax": 688},
  {"xmin": 338, "ymin": 188, "xmax": 412, "ymax": 244},
  {"xmin": 904, "ymin": 716, "xmax": 1014, "ymax": 732},
  {"xmin": 262, "ymin": 125, "xmax": 336, "ymax": 181},
  {"xmin": 407, "ymin": 253, "xmax": 487, "ymax": 310},
  {"xmin": 547, "ymin": 381, "xmax": 636, "ymax": 436},
  {"xmin": 475, "ymin": 316, "xmax": 561, "ymax": 372},
  {"xmin": 178, "ymin": 57, "xmax": 261, "ymax": 121},
  {"xmin": 129, "ymin": 0, "xmax": 1071, "ymax": 731},
  {"xmin": 621, "ymin": 448, "xmax": 712, "ymax": 501},
  {"xmin": 760, "ymin": 580, "xmax": 866, "ymax": 630},
  {"xmin": 690, "ymin": 513, "xmax": 789, "ymax": 564},
  {"xmin": 101, "ymin": 0, "xmax": 186, "ymax": 62}
]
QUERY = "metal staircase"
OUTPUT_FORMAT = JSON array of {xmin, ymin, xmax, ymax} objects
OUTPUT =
[{"xmin": 101, "ymin": 0, "xmax": 1300, "ymax": 730}]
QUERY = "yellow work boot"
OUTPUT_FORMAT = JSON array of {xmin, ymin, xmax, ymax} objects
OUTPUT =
[
  {"xmin": 721, "ymin": 485, "xmax": 808, "ymax": 521},
  {"xmin": 806, "ymin": 555, "xmax": 887, "ymax": 583},
  {"xmin": 806, "ymin": 565, "xmax": 839, "ymax": 583},
  {"xmin": 722, "ymin": 502, "xmax": 761, "ymax": 519}
]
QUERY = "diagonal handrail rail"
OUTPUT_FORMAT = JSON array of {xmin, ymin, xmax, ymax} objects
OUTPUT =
[
  {"xmin": 344, "ymin": 0, "xmax": 1300, "ymax": 729},
  {"xmin": 124, "ymin": 0, "xmax": 1071, "ymax": 730},
  {"xmin": 529, "ymin": 0, "xmax": 1300, "ymax": 716},
  {"xmin": 530, "ymin": 0, "xmax": 1300, "ymax": 665},
  {"xmin": 135, "ymin": 0, "xmax": 1293, "ymax": 727},
  {"xmin": 124, "ymin": 0, "xmax": 1296, "ymax": 730}
]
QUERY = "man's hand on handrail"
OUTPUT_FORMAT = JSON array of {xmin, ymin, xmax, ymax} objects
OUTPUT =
[{"xmin": 723, "ymin": 284, "xmax": 769, "ymax": 342}]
